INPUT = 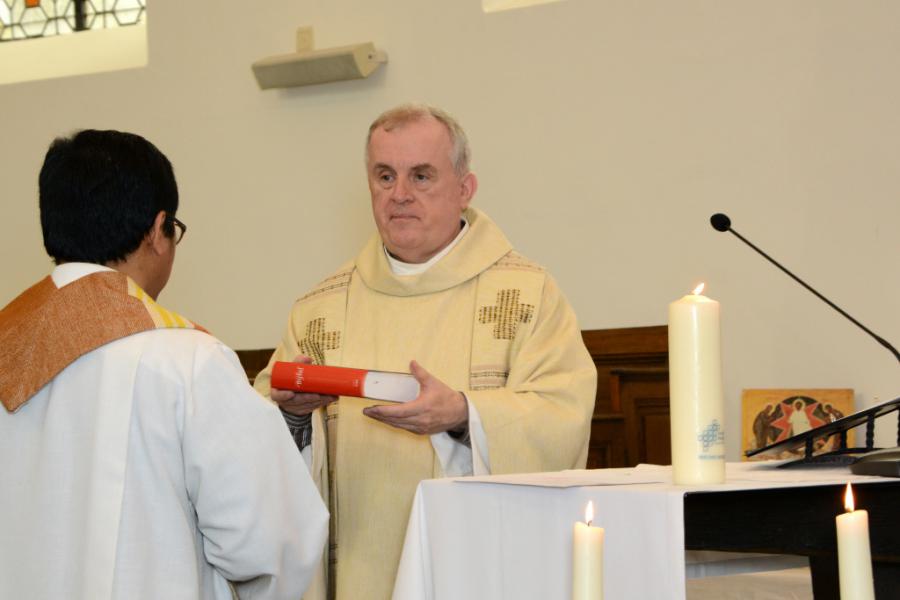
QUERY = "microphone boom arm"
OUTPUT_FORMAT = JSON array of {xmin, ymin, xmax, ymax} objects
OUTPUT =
[{"xmin": 726, "ymin": 226, "xmax": 900, "ymax": 364}]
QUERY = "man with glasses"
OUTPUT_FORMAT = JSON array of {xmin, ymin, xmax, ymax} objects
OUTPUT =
[{"xmin": 0, "ymin": 129, "xmax": 328, "ymax": 600}]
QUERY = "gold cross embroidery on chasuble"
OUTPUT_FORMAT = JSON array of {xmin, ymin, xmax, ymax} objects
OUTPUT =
[
  {"xmin": 478, "ymin": 289, "xmax": 535, "ymax": 340},
  {"xmin": 299, "ymin": 317, "xmax": 341, "ymax": 365}
]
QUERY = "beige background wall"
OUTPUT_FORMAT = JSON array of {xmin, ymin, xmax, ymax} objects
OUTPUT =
[{"xmin": 2, "ymin": 1, "xmax": 898, "ymax": 457}]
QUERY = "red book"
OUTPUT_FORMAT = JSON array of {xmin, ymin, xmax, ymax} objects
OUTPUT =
[{"xmin": 270, "ymin": 362, "xmax": 419, "ymax": 402}]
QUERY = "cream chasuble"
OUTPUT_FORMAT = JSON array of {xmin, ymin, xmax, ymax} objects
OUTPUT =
[{"xmin": 255, "ymin": 208, "xmax": 597, "ymax": 600}]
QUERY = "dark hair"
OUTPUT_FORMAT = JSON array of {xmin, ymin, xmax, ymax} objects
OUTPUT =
[{"xmin": 39, "ymin": 129, "xmax": 179, "ymax": 265}]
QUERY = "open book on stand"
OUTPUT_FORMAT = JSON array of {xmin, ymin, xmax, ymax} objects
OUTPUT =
[{"xmin": 270, "ymin": 361, "xmax": 419, "ymax": 402}]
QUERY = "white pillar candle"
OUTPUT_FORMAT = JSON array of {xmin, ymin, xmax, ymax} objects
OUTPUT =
[
  {"xmin": 668, "ymin": 283, "xmax": 725, "ymax": 485},
  {"xmin": 837, "ymin": 483, "xmax": 875, "ymax": 600},
  {"xmin": 572, "ymin": 501, "xmax": 604, "ymax": 600}
]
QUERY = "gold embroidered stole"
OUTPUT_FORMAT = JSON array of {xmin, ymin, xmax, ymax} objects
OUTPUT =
[
  {"xmin": 0, "ymin": 271, "xmax": 205, "ymax": 413},
  {"xmin": 291, "ymin": 269, "xmax": 353, "ymax": 600},
  {"xmin": 470, "ymin": 252, "xmax": 545, "ymax": 390}
]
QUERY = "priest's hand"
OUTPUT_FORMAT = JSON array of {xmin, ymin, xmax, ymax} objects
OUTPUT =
[
  {"xmin": 362, "ymin": 360, "xmax": 468, "ymax": 435},
  {"xmin": 270, "ymin": 355, "xmax": 338, "ymax": 416}
]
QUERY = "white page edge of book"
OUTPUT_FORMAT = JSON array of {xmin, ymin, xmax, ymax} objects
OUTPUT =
[{"xmin": 363, "ymin": 371, "xmax": 419, "ymax": 402}]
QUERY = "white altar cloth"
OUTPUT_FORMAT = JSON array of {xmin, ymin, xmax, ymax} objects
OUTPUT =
[{"xmin": 392, "ymin": 462, "xmax": 885, "ymax": 600}]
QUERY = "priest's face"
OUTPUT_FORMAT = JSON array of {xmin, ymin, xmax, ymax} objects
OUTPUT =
[{"xmin": 367, "ymin": 117, "xmax": 477, "ymax": 264}]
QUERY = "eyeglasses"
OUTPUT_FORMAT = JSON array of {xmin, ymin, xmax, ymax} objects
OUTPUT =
[{"xmin": 168, "ymin": 215, "xmax": 187, "ymax": 245}]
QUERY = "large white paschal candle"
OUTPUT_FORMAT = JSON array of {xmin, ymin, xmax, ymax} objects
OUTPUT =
[
  {"xmin": 668, "ymin": 283, "xmax": 725, "ymax": 485},
  {"xmin": 572, "ymin": 501, "xmax": 604, "ymax": 600},
  {"xmin": 837, "ymin": 483, "xmax": 875, "ymax": 600}
]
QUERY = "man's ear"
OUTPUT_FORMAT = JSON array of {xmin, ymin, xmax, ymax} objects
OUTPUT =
[
  {"xmin": 146, "ymin": 210, "xmax": 170, "ymax": 255},
  {"xmin": 459, "ymin": 172, "xmax": 478, "ymax": 211}
]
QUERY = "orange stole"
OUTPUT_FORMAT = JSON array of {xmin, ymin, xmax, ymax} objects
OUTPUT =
[{"xmin": 0, "ymin": 271, "xmax": 206, "ymax": 413}]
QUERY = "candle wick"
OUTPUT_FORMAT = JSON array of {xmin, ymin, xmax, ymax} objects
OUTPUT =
[{"xmin": 587, "ymin": 520, "xmax": 592, "ymax": 527}]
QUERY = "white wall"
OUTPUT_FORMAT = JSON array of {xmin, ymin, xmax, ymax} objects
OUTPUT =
[{"xmin": 1, "ymin": 1, "xmax": 898, "ymax": 457}]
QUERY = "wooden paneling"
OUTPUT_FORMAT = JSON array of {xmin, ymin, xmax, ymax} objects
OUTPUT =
[
  {"xmin": 582, "ymin": 326, "xmax": 670, "ymax": 468},
  {"xmin": 586, "ymin": 415, "xmax": 627, "ymax": 469},
  {"xmin": 615, "ymin": 368, "xmax": 671, "ymax": 466},
  {"xmin": 234, "ymin": 348, "xmax": 273, "ymax": 386}
]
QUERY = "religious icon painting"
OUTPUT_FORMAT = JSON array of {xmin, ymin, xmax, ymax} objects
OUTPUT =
[{"xmin": 740, "ymin": 388, "xmax": 855, "ymax": 461}]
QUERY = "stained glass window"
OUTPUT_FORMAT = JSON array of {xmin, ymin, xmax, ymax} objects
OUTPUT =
[{"xmin": 0, "ymin": 0, "xmax": 145, "ymax": 43}]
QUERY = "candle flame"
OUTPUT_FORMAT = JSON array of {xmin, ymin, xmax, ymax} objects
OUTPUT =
[
  {"xmin": 844, "ymin": 483, "xmax": 855, "ymax": 512},
  {"xmin": 585, "ymin": 500, "xmax": 594, "ymax": 526},
  {"xmin": 692, "ymin": 283, "xmax": 705, "ymax": 296}
]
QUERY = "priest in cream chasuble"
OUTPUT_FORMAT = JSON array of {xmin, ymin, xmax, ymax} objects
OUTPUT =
[{"xmin": 254, "ymin": 105, "xmax": 597, "ymax": 600}]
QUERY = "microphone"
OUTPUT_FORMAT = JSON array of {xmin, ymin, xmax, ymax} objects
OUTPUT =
[{"xmin": 709, "ymin": 212, "xmax": 900, "ymax": 364}]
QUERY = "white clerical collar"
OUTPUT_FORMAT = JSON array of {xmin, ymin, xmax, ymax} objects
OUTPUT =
[
  {"xmin": 385, "ymin": 218, "xmax": 469, "ymax": 276},
  {"xmin": 51, "ymin": 262, "xmax": 114, "ymax": 288}
]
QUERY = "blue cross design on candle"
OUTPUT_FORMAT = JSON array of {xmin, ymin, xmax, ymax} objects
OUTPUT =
[{"xmin": 697, "ymin": 419, "xmax": 725, "ymax": 452}]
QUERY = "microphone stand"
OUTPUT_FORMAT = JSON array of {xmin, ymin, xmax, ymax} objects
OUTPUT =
[
  {"xmin": 711, "ymin": 213, "xmax": 900, "ymax": 475},
  {"xmin": 711, "ymin": 214, "xmax": 900, "ymax": 364}
]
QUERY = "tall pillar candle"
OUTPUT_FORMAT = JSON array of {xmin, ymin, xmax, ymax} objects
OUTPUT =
[
  {"xmin": 668, "ymin": 283, "xmax": 725, "ymax": 484},
  {"xmin": 837, "ymin": 483, "xmax": 875, "ymax": 600},
  {"xmin": 572, "ymin": 501, "xmax": 604, "ymax": 600}
]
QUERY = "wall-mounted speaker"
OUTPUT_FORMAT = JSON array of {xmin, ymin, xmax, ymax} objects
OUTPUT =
[{"xmin": 251, "ymin": 27, "xmax": 386, "ymax": 89}]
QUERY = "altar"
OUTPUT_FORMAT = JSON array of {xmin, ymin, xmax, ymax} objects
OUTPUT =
[{"xmin": 392, "ymin": 463, "xmax": 899, "ymax": 600}]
